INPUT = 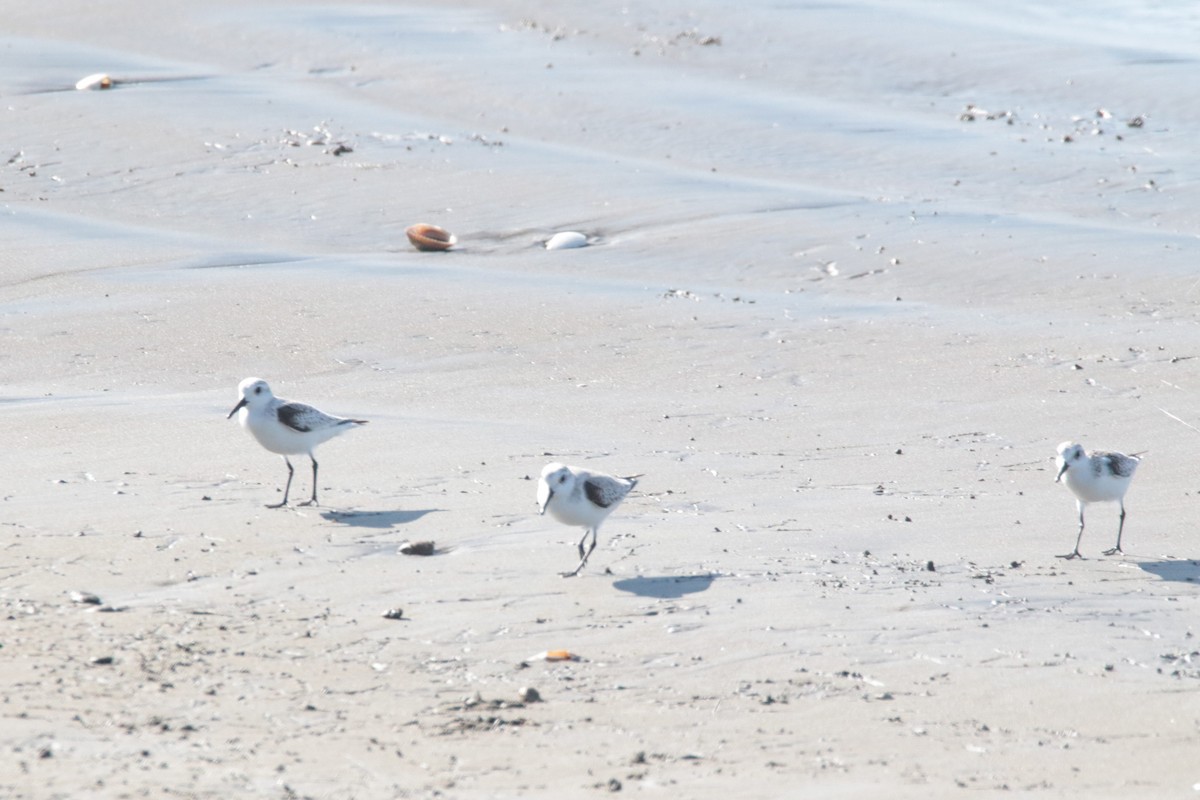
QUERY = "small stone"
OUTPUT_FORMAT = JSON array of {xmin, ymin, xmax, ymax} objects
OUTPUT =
[
  {"xmin": 925, "ymin": 560, "xmax": 936, "ymax": 572},
  {"xmin": 518, "ymin": 686, "xmax": 541, "ymax": 703},
  {"xmin": 607, "ymin": 778, "xmax": 622, "ymax": 792},
  {"xmin": 382, "ymin": 608, "xmax": 404, "ymax": 620},
  {"xmin": 399, "ymin": 541, "xmax": 435, "ymax": 556},
  {"xmin": 90, "ymin": 655, "xmax": 115, "ymax": 666},
  {"xmin": 69, "ymin": 591, "xmax": 102, "ymax": 605}
]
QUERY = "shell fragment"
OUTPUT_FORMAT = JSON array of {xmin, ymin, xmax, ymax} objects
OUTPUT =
[{"xmin": 75, "ymin": 73, "xmax": 113, "ymax": 91}]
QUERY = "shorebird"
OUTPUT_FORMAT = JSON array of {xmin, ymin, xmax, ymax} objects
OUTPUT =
[
  {"xmin": 1054, "ymin": 441, "xmax": 1140, "ymax": 559},
  {"xmin": 537, "ymin": 462, "xmax": 639, "ymax": 577},
  {"xmin": 227, "ymin": 377, "xmax": 367, "ymax": 508}
]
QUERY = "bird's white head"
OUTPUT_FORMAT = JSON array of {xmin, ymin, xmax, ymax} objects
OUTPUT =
[
  {"xmin": 1055, "ymin": 441, "xmax": 1084, "ymax": 482},
  {"xmin": 227, "ymin": 377, "xmax": 274, "ymax": 420},
  {"xmin": 538, "ymin": 462, "xmax": 574, "ymax": 514}
]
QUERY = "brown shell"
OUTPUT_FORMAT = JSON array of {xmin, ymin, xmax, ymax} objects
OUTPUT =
[{"xmin": 406, "ymin": 223, "xmax": 456, "ymax": 251}]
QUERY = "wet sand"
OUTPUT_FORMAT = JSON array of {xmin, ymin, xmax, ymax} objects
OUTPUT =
[{"xmin": 2, "ymin": 1, "xmax": 1199, "ymax": 797}]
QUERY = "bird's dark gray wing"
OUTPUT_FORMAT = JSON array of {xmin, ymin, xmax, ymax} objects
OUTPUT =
[
  {"xmin": 584, "ymin": 475, "xmax": 633, "ymax": 508},
  {"xmin": 1099, "ymin": 452, "xmax": 1138, "ymax": 478},
  {"xmin": 276, "ymin": 402, "xmax": 337, "ymax": 433}
]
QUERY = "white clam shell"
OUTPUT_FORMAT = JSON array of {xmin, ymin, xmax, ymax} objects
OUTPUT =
[
  {"xmin": 75, "ymin": 73, "xmax": 113, "ymax": 91},
  {"xmin": 545, "ymin": 231, "xmax": 588, "ymax": 250}
]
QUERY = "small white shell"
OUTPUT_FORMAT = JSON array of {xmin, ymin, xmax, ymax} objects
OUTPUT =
[
  {"xmin": 75, "ymin": 73, "xmax": 113, "ymax": 91},
  {"xmin": 545, "ymin": 231, "xmax": 588, "ymax": 250}
]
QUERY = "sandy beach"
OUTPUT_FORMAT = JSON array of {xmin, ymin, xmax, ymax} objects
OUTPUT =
[{"xmin": 2, "ymin": 1, "xmax": 1200, "ymax": 797}]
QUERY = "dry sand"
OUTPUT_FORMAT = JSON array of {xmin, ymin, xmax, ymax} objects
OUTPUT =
[{"xmin": 2, "ymin": 1, "xmax": 1200, "ymax": 797}]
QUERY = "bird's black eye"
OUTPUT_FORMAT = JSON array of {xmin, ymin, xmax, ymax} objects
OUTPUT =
[
  {"xmin": 558, "ymin": 475, "xmax": 567, "ymax": 483},
  {"xmin": 254, "ymin": 386, "xmax": 262, "ymax": 394}
]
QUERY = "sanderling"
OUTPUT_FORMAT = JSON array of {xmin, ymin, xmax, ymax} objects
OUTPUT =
[
  {"xmin": 537, "ymin": 462, "xmax": 639, "ymax": 577},
  {"xmin": 1054, "ymin": 441, "xmax": 1140, "ymax": 559},
  {"xmin": 227, "ymin": 377, "xmax": 368, "ymax": 508}
]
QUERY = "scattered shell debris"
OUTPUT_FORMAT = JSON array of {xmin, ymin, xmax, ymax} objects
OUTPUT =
[
  {"xmin": 454, "ymin": 691, "xmax": 535, "ymax": 711},
  {"xmin": 75, "ymin": 73, "xmax": 113, "ymax": 91},
  {"xmin": 405, "ymin": 223, "xmax": 456, "ymax": 252},
  {"xmin": 956, "ymin": 101, "xmax": 1149, "ymax": 142},
  {"xmin": 381, "ymin": 608, "xmax": 405, "ymax": 620},
  {"xmin": 545, "ymin": 231, "xmax": 588, "ymax": 250},
  {"xmin": 280, "ymin": 123, "xmax": 353, "ymax": 156},
  {"xmin": 398, "ymin": 540, "xmax": 436, "ymax": 556},
  {"xmin": 957, "ymin": 103, "xmax": 1012, "ymax": 123},
  {"xmin": 68, "ymin": 591, "xmax": 102, "ymax": 605}
]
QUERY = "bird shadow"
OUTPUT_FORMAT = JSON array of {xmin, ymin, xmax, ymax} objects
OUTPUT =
[
  {"xmin": 1137, "ymin": 559, "xmax": 1200, "ymax": 584},
  {"xmin": 612, "ymin": 574, "xmax": 717, "ymax": 598},
  {"xmin": 320, "ymin": 509, "xmax": 439, "ymax": 529}
]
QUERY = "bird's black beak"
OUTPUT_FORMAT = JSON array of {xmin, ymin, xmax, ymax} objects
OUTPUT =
[
  {"xmin": 1055, "ymin": 461, "xmax": 1069, "ymax": 483},
  {"xmin": 227, "ymin": 397, "xmax": 247, "ymax": 420}
]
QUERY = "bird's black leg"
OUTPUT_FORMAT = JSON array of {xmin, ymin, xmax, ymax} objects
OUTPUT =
[
  {"xmin": 585, "ymin": 528, "xmax": 598, "ymax": 564},
  {"xmin": 1057, "ymin": 502, "xmax": 1086, "ymax": 559},
  {"xmin": 1103, "ymin": 504, "xmax": 1126, "ymax": 556},
  {"xmin": 561, "ymin": 528, "xmax": 598, "ymax": 578},
  {"xmin": 267, "ymin": 457, "xmax": 294, "ymax": 508},
  {"xmin": 299, "ymin": 455, "xmax": 319, "ymax": 507}
]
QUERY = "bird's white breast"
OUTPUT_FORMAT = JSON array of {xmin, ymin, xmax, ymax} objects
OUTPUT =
[
  {"xmin": 242, "ymin": 405, "xmax": 308, "ymax": 455},
  {"xmin": 1063, "ymin": 465, "xmax": 1129, "ymax": 504},
  {"xmin": 545, "ymin": 486, "xmax": 606, "ymax": 528}
]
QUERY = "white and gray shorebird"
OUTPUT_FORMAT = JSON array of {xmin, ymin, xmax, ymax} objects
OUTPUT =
[
  {"xmin": 227, "ymin": 377, "xmax": 368, "ymax": 508},
  {"xmin": 1054, "ymin": 441, "xmax": 1140, "ymax": 559},
  {"xmin": 537, "ymin": 462, "xmax": 640, "ymax": 577}
]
